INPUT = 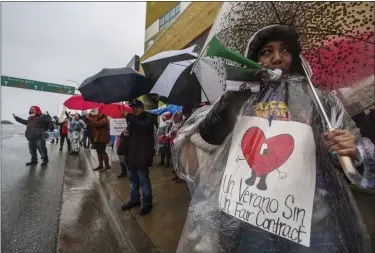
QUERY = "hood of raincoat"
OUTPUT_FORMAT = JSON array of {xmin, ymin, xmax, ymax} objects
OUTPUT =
[
  {"xmin": 245, "ymin": 25, "xmax": 306, "ymax": 76},
  {"xmin": 172, "ymin": 111, "xmax": 182, "ymax": 123},
  {"xmin": 161, "ymin": 111, "xmax": 172, "ymax": 121},
  {"xmin": 29, "ymin": 106, "xmax": 42, "ymax": 116}
]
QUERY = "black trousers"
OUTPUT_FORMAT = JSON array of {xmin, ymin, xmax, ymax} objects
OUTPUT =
[
  {"xmin": 95, "ymin": 142, "xmax": 107, "ymax": 155},
  {"xmin": 160, "ymin": 146, "xmax": 171, "ymax": 165},
  {"xmin": 28, "ymin": 139, "xmax": 48, "ymax": 162},
  {"xmin": 60, "ymin": 135, "xmax": 71, "ymax": 151}
]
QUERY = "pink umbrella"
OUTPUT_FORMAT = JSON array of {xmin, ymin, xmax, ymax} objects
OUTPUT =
[
  {"xmin": 303, "ymin": 32, "xmax": 374, "ymax": 91},
  {"xmin": 98, "ymin": 103, "xmax": 133, "ymax": 118},
  {"xmin": 63, "ymin": 95, "xmax": 101, "ymax": 110}
]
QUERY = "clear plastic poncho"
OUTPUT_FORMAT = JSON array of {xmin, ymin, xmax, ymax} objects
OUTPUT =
[{"xmin": 172, "ymin": 74, "xmax": 374, "ymax": 253}]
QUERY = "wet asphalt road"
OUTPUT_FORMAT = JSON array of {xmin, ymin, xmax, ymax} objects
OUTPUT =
[
  {"xmin": 1, "ymin": 125, "xmax": 65, "ymax": 253},
  {"xmin": 1, "ymin": 125, "xmax": 129, "ymax": 253}
]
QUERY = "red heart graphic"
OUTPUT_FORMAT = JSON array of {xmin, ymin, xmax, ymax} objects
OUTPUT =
[{"xmin": 241, "ymin": 127, "xmax": 294, "ymax": 177}]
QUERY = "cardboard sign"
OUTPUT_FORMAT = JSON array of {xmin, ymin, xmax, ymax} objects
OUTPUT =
[
  {"xmin": 219, "ymin": 116, "xmax": 316, "ymax": 247},
  {"xmin": 109, "ymin": 118, "xmax": 127, "ymax": 136}
]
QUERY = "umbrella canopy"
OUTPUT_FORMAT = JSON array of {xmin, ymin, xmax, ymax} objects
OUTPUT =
[
  {"xmin": 147, "ymin": 104, "xmax": 183, "ymax": 116},
  {"xmin": 193, "ymin": 2, "xmax": 374, "ymax": 116},
  {"xmin": 63, "ymin": 95, "xmax": 100, "ymax": 110},
  {"xmin": 98, "ymin": 103, "xmax": 133, "ymax": 118},
  {"xmin": 79, "ymin": 67, "xmax": 152, "ymax": 104},
  {"xmin": 141, "ymin": 45, "xmax": 198, "ymax": 85},
  {"xmin": 149, "ymin": 59, "xmax": 203, "ymax": 106}
]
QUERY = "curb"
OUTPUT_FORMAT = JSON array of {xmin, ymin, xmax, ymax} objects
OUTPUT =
[
  {"xmin": 83, "ymin": 150, "xmax": 159, "ymax": 253},
  {"xmin": 81, "ymin": 150, "xmax": 138, "ymax": 253}
]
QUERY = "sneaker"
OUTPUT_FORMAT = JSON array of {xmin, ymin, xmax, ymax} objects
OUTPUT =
[
  {"xmin": 59, "ymin": 147, "xmax": 63, "ymax": 151},
  {"xmin": 121, "ymin": 201, "xmax": 140, "ymax": 211},
  {"xmin": 26, "ymin": 161, "xmax": 38, "ymax": 166},
  {"xmin": 41, "ymin": 160, "xmax": 49, "ymax": 166},
  {"xmin": 139, "ymin": 205, "xmax": 153, "ymax": 216}
]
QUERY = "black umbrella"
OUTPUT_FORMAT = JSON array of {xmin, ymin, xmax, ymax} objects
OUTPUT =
[
  {"xmin": 149, "ymin": 59, "xmax": 206, "ymax": 106},
  {"xmin": 79, "ymin": 67, "xmax": 152, "ymax": 104},
  {"xmin": 141, "ymin": 45, "xmax": 198, "ymax": 85}
]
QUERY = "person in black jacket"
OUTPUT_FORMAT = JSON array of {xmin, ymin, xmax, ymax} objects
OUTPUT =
[
  {"xmin": 13, "ymin": 105, "xmax": 53, "ymax": 166},
  {"xmin": 121, "ymin": 100, "xmax": 156, "ymax": 216}
]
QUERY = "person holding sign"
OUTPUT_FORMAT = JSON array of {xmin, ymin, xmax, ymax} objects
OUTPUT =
[
  {"xmin": 173, "ymin": 25, "xmax": 374, "ymax": 252},
  {"xmin": 121, "ymin": 100, "xmax": 156, "ymax": 216}
]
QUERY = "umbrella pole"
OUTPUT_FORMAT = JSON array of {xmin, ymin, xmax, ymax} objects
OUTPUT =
[
  {"xmin": 300, "ymin": 56, "xmax": 363, "ymax": 186},
  {"xmin": 199, "ymin": 84, "xmax": 211, "ymax": 105}
]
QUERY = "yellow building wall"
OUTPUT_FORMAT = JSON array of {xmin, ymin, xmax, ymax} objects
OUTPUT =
[
  {"xmin": 145, "ymin": 2, "xmax": 178, "ymax": 28},
  {"xmin": 141, "ymin": 2, "xmax": 222, "ymax": 61}
]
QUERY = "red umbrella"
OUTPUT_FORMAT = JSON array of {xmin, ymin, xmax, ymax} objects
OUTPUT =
[
  {"xmin": 98, "ymin": 103, "xmax": 133, "ymax": 118},
  {"xmin": 63, "ymin": 95, "xmax": 100, "ymax": 110}
]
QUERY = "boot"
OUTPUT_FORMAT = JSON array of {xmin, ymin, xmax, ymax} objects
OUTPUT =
[
  {"xmin": 121, "ymin": 200, "xmax": 140, "ymax": 211},
  {"xmin": 41, "ymin": 159, "xmax": 49, "ymax": 167},
  {"xmin": 139, "ymin": 205, "xmax": 153, "ymax": 216},
  {"xmin": 26, "ymin": 161, "xmax": 38, "ymax": 166},
  {"xmin": 93, "ymin": 155, "xmax": 104, "ymax": 171},
  {"xmin": 101, "ymin": 154, "xmax": 111, "ymax": 171}
]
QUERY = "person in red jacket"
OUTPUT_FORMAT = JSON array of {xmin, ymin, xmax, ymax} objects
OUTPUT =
[{"xmin": 59, "ymin": 118, "xmax": 71, "ymax": 152}]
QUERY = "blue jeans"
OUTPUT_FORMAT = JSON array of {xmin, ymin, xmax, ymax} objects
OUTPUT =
[{"xmin": 127, "ymin": 166, "xmax": 153, "ymax": 206}]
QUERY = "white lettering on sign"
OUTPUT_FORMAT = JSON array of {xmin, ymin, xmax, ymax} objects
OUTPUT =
[
  {"xmin": 219, "ymin": 116, "xmax": 316, "ymax": 247},
  {"xmin": 110, "ymin": 118, "xmax": 127, "ymax": 136}
]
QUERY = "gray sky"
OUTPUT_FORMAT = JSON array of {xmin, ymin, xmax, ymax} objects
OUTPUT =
[{"xmin": 1, "ymin": 2, "xmax": 146, "ymax": 122}]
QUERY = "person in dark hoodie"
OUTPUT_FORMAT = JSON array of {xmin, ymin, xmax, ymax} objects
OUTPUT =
[
  {"xmin": 174, "ymin": 25, "xmax": 374, "ymax": 253},
  {"xmin": 121, "ymin": 99, "xmax": 156, "ymax": 216},
  {"xmin": 13, "ymin": 106, "xmax": 53, "ymax": 166}
]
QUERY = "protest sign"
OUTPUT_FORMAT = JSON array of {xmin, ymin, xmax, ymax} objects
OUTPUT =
[
  {"xmin": 110, "ymin": 118, "xmax": 127, "ymax": 136},
  {"xmin": 219, "ymin": 116, "xmax": 316, "ymax": 247}
]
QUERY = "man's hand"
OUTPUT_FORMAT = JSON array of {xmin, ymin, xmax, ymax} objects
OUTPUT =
[
  {"xmin": 123, "ymin": 130, "xmax": 129, "ymax": 136},
  {"xmin": 323, "ymin": 129, "xmax": 357, "ymax": 159}
]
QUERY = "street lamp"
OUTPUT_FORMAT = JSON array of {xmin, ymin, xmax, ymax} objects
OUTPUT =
[{"xmin": 65, "ymin": 80, "xmax": 80, "ymax": 95}]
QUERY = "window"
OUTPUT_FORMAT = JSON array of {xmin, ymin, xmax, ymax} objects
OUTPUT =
[
  {"xmin": 175, "ymin": 3, "xmax": 180, "ymax": 15},
  {"xmin": 170, "ymin": 7, "xmax": 175, "ymax": 19},
  {"xmin": 159, "ymin": 3, "xmax": 181, "ymax": 30}
]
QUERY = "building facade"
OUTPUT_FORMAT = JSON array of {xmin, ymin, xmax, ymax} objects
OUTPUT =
[{"xmin": 139, "ymin": 1, "xmax": 222, "ymax": 109}]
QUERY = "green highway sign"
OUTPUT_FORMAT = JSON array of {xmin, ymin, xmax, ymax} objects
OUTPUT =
[{"xmin": 1, "ymin": 75, "xmax": 75, "ymax": 95}]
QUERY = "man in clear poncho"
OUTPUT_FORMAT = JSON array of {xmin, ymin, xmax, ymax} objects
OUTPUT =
[{"xmin": 173, "ymin": 25, "xmax": 374, "ymax": 253}]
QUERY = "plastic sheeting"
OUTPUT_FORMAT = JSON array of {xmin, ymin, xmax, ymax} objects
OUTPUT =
[{"xmin": 172, "ymin": 74, "xmax": 374, "ymax": 253}]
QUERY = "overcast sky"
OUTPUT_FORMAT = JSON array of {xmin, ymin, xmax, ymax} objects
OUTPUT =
[{"xmin": 1, "ymin": 2, "xmax": 146, "ymax": 122}]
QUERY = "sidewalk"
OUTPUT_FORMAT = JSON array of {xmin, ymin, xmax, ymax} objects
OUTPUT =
[{"xmin": 84, "ymin": 147, "xmax": 191, "ymax": 253}]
